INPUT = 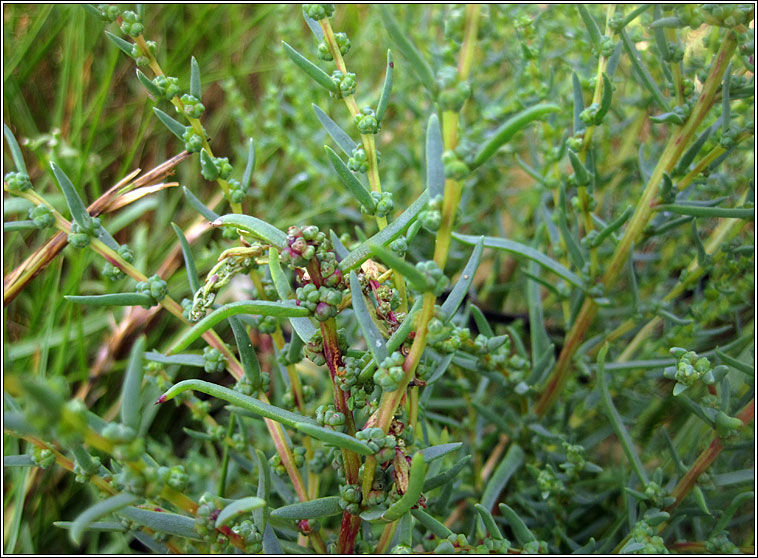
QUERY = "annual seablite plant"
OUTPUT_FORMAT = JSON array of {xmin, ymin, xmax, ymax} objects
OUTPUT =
[{"xmin": 3, "ymin": 4, "xmax": 755, "ymax": 555}]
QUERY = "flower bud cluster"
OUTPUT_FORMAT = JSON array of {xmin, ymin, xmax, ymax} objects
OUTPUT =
[
  {"xmin": 120, "ymin": 10, "xmax": 144, "ymax": 37},
  {"xmin": 136, "ymin": 274, "xmax": 168, "ymax": 308},
  {"xmin": 303, "ymin": 4, "xmax": 335, "ymax": 21},
  {"xmin": 202, "ymin": 346, "xmax": 226, "ymax": 373},
  {"xmin": 102, "ymin": 244, "xmax": 134, "ymax": 281},
  {"xmin": 374, "ymin": 351, "xmax": 405, "ymax": 391},
  {"xmin": 318, "ymin": 32, "xmax": 351, "ymax": 61},
  {"xmin": 5, "ymin": 171, "xmax": 32, "ymax": 191},
  {"xmin": 362, "ymin": 191, "xmax": 394, "ymax": 218},
  {"xmin": 330, "ymin": 70, "xmax": 356, "ymax": 99},
  {"xmin": 68, "ymin": 217, "xmax": 101, "ymax": 249},
  {"xmin": 28, "ymin": 204, "xmax": 55, "ymax": 229}
]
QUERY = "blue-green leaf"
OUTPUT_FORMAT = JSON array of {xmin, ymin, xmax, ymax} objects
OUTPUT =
[
  {"xmin": 183, "ymin": 186, "xmax": 219, "ymax": 222},
  {"xmin": 136, "ymin": 69, "xmax": 162, "ymax": 98},
  {"xmin": 270, "ymin": 497, "xmax": 342, "ymax": 520},
  {"xmin": 153, "ymin": 107, "xmax": 187, "ymax": 140},
  {"xmin": 70, "ymin": 493, "xmax": 138, "ymax": 544},
  {"xmin": 4, "ymin": 124, "xmax": 28, "ymax": 174},
  {"xmin": 51, "ymin": 162, "xmax": 93, "ymax": 230},
  {"xmin": 425, "ymin": 113, "xmax": 444, "ymax": 198},
  {"xmin": 376, "ymin": 50, "xmax": 394, "ymax": 122},
  {"xmin": 190, "ymin": 56, "xmax": 201, "ymax": 99},
  {"xmin": 144, "ymin": 351, "xmax": 205, "ymax": 367},
  {"xmin": 65, "ymin": 293, "xmax": 155, "ymax": 307},
  {"xmin": 120, "ymin": 336, "xmax": 146, "ymax": 431},
  {"xmin": 215, "ymin": 497, "xmax": 265, "ymax": 528},
  {"xmin": 242, "ymin": 138, "xmax": 256, "ymax": 190},
  {"xmin": 281, "ymin": 41, "xmax": 337, "ymax": 93},
  {"xmin": 212, "ymin": 214, "xmax": 287, "ymax": 247},
  {"xmin": 325, "ymin": 145, "xmax": 375, "ymax": 211},
  {"xmin": 441, "ymin": 237, "xmax": 483, "ymax": 322},
  {"xmin": 498, "ymin": 503, "xmax": 536, "ymax": 545},
  {"xmin": 378, "ymin": 5, "xmax": 436, "ymax": 95},
  {"xmin": 383, "ymin": 453, "xmax": 426, "ymax": 521},
  {"xmin": 118, "ymin": 507, "xmax": 201, "ymax": 540},
  {"xmin": 171, "ymin": 223, "xmax": 200, "ymax": 295},
  {"xmin": 350, "ymin": 270, "xmax": 388, "ymax": 364},
  {"xmin": 312, "ymin": 104, "xmax": 356, "ymax": 157},
  {"xmin": 229, "ymin": 316, "xmax": 261, "ymax": 388},
  {"xmin": 104, "ymin": 31, "xmax": 133, "ymax": 57}
]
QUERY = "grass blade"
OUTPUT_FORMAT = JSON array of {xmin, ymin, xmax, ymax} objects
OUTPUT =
[
  {"xmin": 170, "ymin": 301, "xmax": 309, "ymax": 353},
  {"xmin": 471, "ymin": 104, "xmax": 561, "ymax": 169},
  {"xmin": 350, "ymin": 270, "xmax": 388, "ymax": 363},
  {"xmin": 425, "ymin": 113, "xmax": 444, "ymax": 198}
]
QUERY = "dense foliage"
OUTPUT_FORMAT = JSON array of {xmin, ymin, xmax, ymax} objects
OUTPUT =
[{"xmin": 3, "ymin": 4, "xmax": 755, "ymax": 555}]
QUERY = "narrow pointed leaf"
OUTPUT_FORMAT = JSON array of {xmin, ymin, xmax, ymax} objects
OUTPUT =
[
  {"xmin": 70, "ymin": 493, "xmax": 138, "ymax": 544},
  {"xmin": 281, "ymin": 41, "xmax": 337, "ymax": 92},
  {"xmin": 183, "ymin": 186, "xmax": 219, "ymax": 221},
  {"xmin": 170, "ymin": 301, "xmax": 308, "ymax": 353},
  {"xmin": 229, "ymin": 316, "xmax": 261, "ymax": 388},
  {"xmin": 673, "ymin": 122, "xmax": 716, "ymax": 175},
  {"xmin": 412, "ymin": 509, "xmax": 452, "ymax": 538},
  {"xmin": 568, "ymin": 149, "xmax": 591, "ymax": 186},
  {"xmin": 263, "ymin": 523, "xmax": 283, "ymax": 554},
  {"xmin": 190, "ymin": 56, "xmax": 201, "ymax": 99},
  {"xmin": 81, "ymin": 4, "xmax": 104, "ymax": 18},
  {"xmin": 144, "ymin": 351, "xmax": 205, "ymax": 367},
  {"xmin": 498, "ymin": 503, "xmax": 536, "ymax": 545},
  {"xmin": 215, "ymin": 497, "xmax": 265, "ymax": 528},
  {"xmin": 3, "ymin": 455, "xmax": 35, "ymax": 467},
  {"xmin": 330, "ymin": 230, "xmax": 349, "ymax": 260},
  {"xmin": 104, "ymin": 30, "xmax": 133, "ymax": 57},
  {"xmin": 157, "ymin": 379, "xmax": 318, "ymax": 430},
  {"xmin": 375, "ymin": 50, "xmax": 394, "ymax": 122},
  {"xmin": 54, "ymin": 520, "xmax": 126, "ymax": 533},
  {"xmin": 425, "ymin": 352, "xmax": 455, "ymax": 385},
  {"xmin": 474, "ymin": 503, "xmax": 504, "ymax": 540},
  {"xmin": 454, "ymin": 233, "xmax": 585, "ymax": 289},
  {"xmin": 268, "ymin": 247, "xmax": 317, "ymax": 343},
  {"xmin": 325, "ymin": 145, "xmax": 375, "ymax": 211},
  {"xmin": 572, "ymin": 72, "xmax": 585, "ymax": 134},
  {"xmin": 527, "ymin": 258, "xmax": 551, "ymax": 363},
  {"xmin": 270, "ymin": 497, "xmax": 342, "ymax": 520},
  {"xmin": 171, "ymin": 223, "xmax": 200, "ymax": 294},
  {"xmin": 350, "ymin": 270, "xmax": 388, "ymax": 363},
  {"xmin": 590, "ymin": 205, "xmax": 633, "ymax": 247},
  {"xmin": 577, "ymin": 5, "xmax": 601, "ymax": 49},
  {"xmin": 302, "ymin": 11, "xmax": 324, "ymax": 41},
  {"xmin": 120, "ymin": 336, "xmax": 146, "ymax": 431},
  {"xmin": 4, "ymin": 124, "xmax": 27, "ymax": 173},
  {"xmin": 339, "ymin": 191, "xmax": 429, "ymax": 271},
  {"xmin": 153, "ymin": 107, "xmax": 187, "ymax": 140},
  {"xmin": 211, "ymin": 214, "xmax": 287, "ymax": 247},
  {"xmin": 472, "ymin": 104, "xmax": 561, "ymax": 169},
  {"xmin": 596, "ymin": 72, "xmax": 614, "ymax": 123},
  {"xmin": 253, "ymin": 449, "xmax": 269, "ymax": 530},
  {"xmin": 293, "ymin": 422, "xmax": 374, "ymax": 455},
  {"xmin": 4, "ymin": 221, "xmax": 38, "ymax": 232},
  {"xmin": 312, "ymin": 104, "xmax": 356, "ymax": 156},
  {"xmin": 65, "ymin": 293, "xmax": 155, "ymax": 307},
  {"xmin": 51, "ymin": 162, "xmax": 92, "ymax": 229},
  {"xmin": 118, "ymin": 507, "xmax": 200, "ymax": 540},
  {"xmin": 378, "ymin": 5, "xmax": 436, "ymax": 94},
  {"xmin": 136, "ymin": 69, "xmax": 162, "ymax": 98},
  {"xmin": 417, "ymin": 442, "xmax": 461, "ymax": 462},
  {"xmin": 425, "ymin": 113, "xmax": 444, "ymax": 198},
  {"xmin": 620, "ymin": 29, "xmax": 670, "ymax": 111},
  {"xmin": 383, "ymin": 453, "xmax": 427, "ymax": 521},
  {"xmin": 715, "ymin": 349, "xmax": 753, "ymax": 377},
  {"xmin": 480, "ymin": 444, "xmax": 524, "ymax": 513},
  {"xmin": 368, "ymin": 244, "xmax": 428, "ymax": 292},
  {"xmin": 441, "ymin": 237, "xmax": 483, "ymax": 322},
  {"xmin": 657, "ymin": 204, "xmax": 754, "ymax": 219},
  {"xmin": 242, "ymin": 138, "xmax": 256, "ymax": 190},
  {"xmin": 470, "ymin": 304, "xmax": 494, "ymax": 336}
]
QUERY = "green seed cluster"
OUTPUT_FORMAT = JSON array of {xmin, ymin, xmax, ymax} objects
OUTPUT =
[
  {"xmin": 202, "ymin": 346, "xmax": 226, "ymax": 373},
  {"xmin": 318, "ymin": 32, "xmax": 351, "ymax": 61},
  {"xmin": 96, "ymin": 3, "xmax": 120, "ymax": 22},
  {"xmin": 182, "ymin": 127, "xmax": 204, "ymax": 153},
  {"xmin": 68, "ymin": 217, "xmax": 101, "ymax": 249},
  {"xmin": 152, "ymin": 75, "xmax": 182, "ymax": 100},
  {"xmin": 130, "ymin": 41, "xmax": 155, "ymax": 67},
  {"xmin": 120, "ymin": 10, "xmax": 144, "ymax": 38},
  {"xmin": 389, "ymin": 236, "xmax": 408, "ymax": 257},
  {"xmin": 354, "ymin": 106, "xmax": 381, "ymax": 134},
  {"xmin": 347, "ymin": 146, "xmax": 369, "ymax": 173},
  {"xmin": 101, "ymin": 244, "xmax": 134, "ymax": 281},
  {"xmin": 226, "ymin": 178, "xmax": 246, "ymax": 203},
  {"xmin": 702, "ymin": 4, "xmax": 754, "ymax": 28},
  {"xmin": 180, "ymin": 93, "xmax": 205, "ymax": 119},
  {"xmin": 437, "ymin": 66, "xmax": 471, "ymax": 112},
  {"xmin": 296, "ymin": 283, "xmax": 343, "ymax": 321},
  {"xmin": 338, "ymin": 483, "xmax": 362, "ymax": 515},
  {"xmin": 303, "ymin": 4, "xmax": 335, "ymax": 21},
  {"xmin": 415, "ymin": 260, "xmax": 449, "ymax": 296},
  {"xmin": 282, "ymin": 384, "xmax": 316, "ymax": 408},
  {"xmin": 304, "ymin": 331, "xmax": 326, "ymax": 366},
  {"xmin": 624, "ymin": 520, "xmax": 669, "ymax": 554},
  {"xmin": 330, "ymin": 70, "xmax": 357, "ymax": 98},
  {"xmin": 231, "ymin": 520, "xmax": 263, "ymax": 554},
  {"xmin": 374, "ymin": 351, "xmax": 405, "ymax": 391},
  {"xmin": 31, "ymin": 446, "xmax": 56, "ymax": 469},
  {"xmin": 5, "ymin": 171, "xmax": 32, "ymax": 191},
  {"xmin": 234, "ymin": 371, "xmax": 269, "ymax": 396},
  {"xmin": 705, "ymin": 531, "xmax": 740, "ymax": 554},
  {"xmin": 28, "ymin": 204, "xmax": 54, "ymax": 229},
  {"xmin": 356, "ymin": 427, "xmax": 396, "ymax": 463},
  {"xmin": 362, "ymin": 191, "xmax": 394, "ymax": 218},
  {"xmin": 194, "ymin": 492, "xmax": 221, "ymax": 538},
  {"xmin": 419, "ymin": 195, "xmax": 443, "ymax": 232},
  {"xmin": 315, "ymin": 404, "xmax": 347, "ymax": 431},
  {"xmin": 442, "ymin": 150, "xmax": 470, "ymax": 180}
]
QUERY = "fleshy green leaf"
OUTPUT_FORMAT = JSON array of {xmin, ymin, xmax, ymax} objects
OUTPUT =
[
  {"xmin": 211, "ymin": 214, "xmax": 287, "ymax": 247},
  {"xmin": 65, "ymin": 293, "xmax": 155, "ymax": 307},
  {"xmin": 144, "ymin": 351, "xmax": 205, "ymax": 367},
  {"xmin": 375, "ymin": 50, "xmax": 394, "ymax": 122},
  {"xmin": 190, "ymin": 56, "xmax": 201, "ymax": 99},
  {"xmin": 136, "ymin": 69, "xmax": 162, "ymax": 98},
  {"xmin": 498, "ymin": 503, "xmax": 536, "ymax": 545},
  {"xmin": 577, "ymin": 5, "xmax": 601, "ymax": 49},
  {"xmin": 118, "ymin": 507, "xmax": 200, "ymax": 540},
  {"xmin": 325, "ymin": 146, "xmax": 375, "ymax": 211},
  {"xmin": 3, "ymin": 455, "xmax": 35, "ymax": 467},
  {"xmin": 657, "ymin": 204, "xmax": 754, "ymax": 219},
  {"xmin": 215, "ymin": 497, "xmax": 265, "ymax": 528},
  {"xmin": 281, "ymin": 41, "xmax": 337, "ymax": 93},
  {"xmin": 417, "ymin": 442, "xmax": 461, "ymax": 463},
  {"xmin": 453, "ymin": 233, "xmax": 585, "ymax": 289},
  {"xmin": 153, "ymin": 107, "xmax": 187, "ymax": 140},
  {"xmin": 339, "ymin": 191, "xmax": 429, "ymax": 272},
  {"xmin": 51, "ymin": 162, "xmax": 93, "ymax": 230},
  {"xmin": 411, "ymin": 509, "xmax": 452, "ymax": 538},
  {"xmin": 104, "ymin": 31, "xmax": 134, "ymax": 57},
  {"xmin": 242, "ymin": 138, "xmax": 256, "ymax": 190},
  {"xmin": 293, "ymin": 422, "xmax": 374, "ymax": 456},
  {"xmin": 183, "ymin": 186, "xmax": 219, "ymax": 221},
  {"xmin": 474, "ymin": 503, "xmax": 504, "ymax": 540},
  {"xmin": 263, "ymin": 523, "xmax": 283, "ymax": 554},
  {"xmin": 229, "ymin": 316, "xmax": 261, "ymax": 388},
  {"xmin": 312, "ymin": 104, "xmax": 356, "ymax": 157},
  {"xmin": 170, "ymin": 301, "xmax": 309, "ymax": 353},
  {"xmin": 350, "ymin": 270, "xmax": 388, "ymax": 364},
  {"xmin": 383, "ymin": 453, "xmax": 426, "ymax": 521},
  {"xmin": 171, "ymin": 223, "xmax": 200, "ymax": 295},
  {"xmin": 270, "ymin": 497, "xmax": 342, "ymax": 520},
  {"xmin": 368, "ymin": 244, "xmax": 428, "ymax": 292},
  {"xmin": 471, "ymin": 104, "xmax": 561, "ymax": 169},
  {"xmin": 480, "ymin": 444, "xmax": 524, "ymax": 514},
  {"xmin": 268, "ymin": 247, "xmax": 317, "ymax": 343},
  {"xmin": 70, "ymin": 493, "xmax": 138, "ymax": 544},
  {"xmin": 4, "ymin": 124, "xmax": 28, "ymax": 174},
  {"xmin": 4, "ymin": 221, "xmax": 38, "ymax": 232},
  {"xmin": 425, "ymin": 113, "xmax": 444, "ymax": 198},
  {"xmin": 441, "ymin": 236, "xmax": 483, "ymax": 322},
  {"xmin": 120, "ymin": 336, "xmax": 146, "ymax": 431},
  {"xmin": 620, "ymin": 29, "xmax": 670, "ymax": 112},
  {"xmin": 54, "ymin": 520, "xmax": 126, "ymax": 533},
  {"xmin": 572, "ymin": 72, "xmax": 585, "ymax": 134}
]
